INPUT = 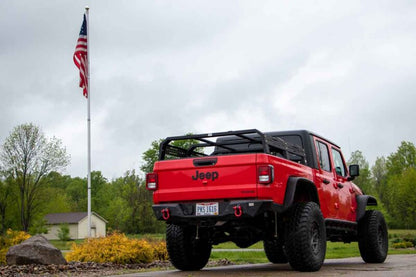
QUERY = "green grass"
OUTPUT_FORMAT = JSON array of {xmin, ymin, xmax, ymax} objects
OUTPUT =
[
  {"xmin": 389, "ymin": 229, "xmax": 416, "ymax": 238},
  {"xmin": 211, "ymin": 251, "xmax": 267, "ymax": 264},
  {"xmin": 210, "ymin": 229, "xmax": 416, "ymax": 263},
  {"xmin": 210, "ymin": 242, "xmax": 362, "ymax": 264},
  {"xmin": 213, "ymin": 241, "xmax": 263, "ymax": 249},
  {"xmin": 50, "ymin": 239, "xmax": 84, "ymax": 251},
  {"xmin": 127, "ymin": 233, "xmax": 165, "ymax": 242},
  {"xmin": 325, "ymin": 242, "xmax": 360, "ymax": 259},
  {"xmin": 52, "ymin": 229, "xmax": 416, "ymax": 264}
]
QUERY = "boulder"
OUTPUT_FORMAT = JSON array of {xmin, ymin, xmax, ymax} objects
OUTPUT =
[{"xmin": 6, "ymin": 235, "xmax": 67, "ymax": 265}]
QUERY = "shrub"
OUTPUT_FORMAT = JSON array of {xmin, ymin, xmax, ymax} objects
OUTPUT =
[
  {"xmin": 402, "ymin": 236, "xmax": 416, "ymax": 247},
  {"xmin": 29, "ymin": 219, "xmax": 48, "ymax": 235},
  {"xmin": 392, "ymin": 241, "xmax": 413, "ymax": 249},
  {"xmin": 66, "ymin": 232, "xmax": 167, "ymax": 264},
  {"xmin": 152, "ymin": 241, "xmax": 168, "ymax": 261},
  {"xmin": 390, "ymin": 234, "xmax": 416, "ymax": 248},
  {"xmin": 0, "ymin": 229, "xmax": 31, "ymax": 265},
  {"xmin": 58, "ymin": 224, "xmax": 70, "ymax": 241},
  {"xmin": 391, "ymin": 238, "xmax": 402, "ymax": 244}
]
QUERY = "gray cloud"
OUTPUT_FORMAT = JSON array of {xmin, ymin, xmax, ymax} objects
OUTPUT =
[{"xmin": 1, "ymin": 0, "xmax": 415, "ymax": 178}]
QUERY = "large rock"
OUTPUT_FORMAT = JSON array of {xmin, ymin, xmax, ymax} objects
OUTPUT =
[{"xmin": 6, "ymin": 235, "xmax": 67, "ymax": 265}]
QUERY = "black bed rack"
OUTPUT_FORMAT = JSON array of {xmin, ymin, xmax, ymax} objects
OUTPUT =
[{"xmin": 158, "ymin": 129, "xmax": 306, "ymax": 162}]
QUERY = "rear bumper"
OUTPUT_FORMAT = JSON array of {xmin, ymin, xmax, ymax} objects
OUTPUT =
[{"xmin": 152, "ymin": 200, "xmax": 283, "ymax": 223}]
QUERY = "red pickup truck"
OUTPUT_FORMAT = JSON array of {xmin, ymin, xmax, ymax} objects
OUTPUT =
[{"xmin": 146, "ymin": 129, "xmax": 388, "ymax": 272}]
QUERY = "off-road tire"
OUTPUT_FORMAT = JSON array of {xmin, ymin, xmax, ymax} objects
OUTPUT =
[
  {"xmin": 358, "ymin": 210, "xmax": 388, "ymax": 263},
  {"xmin": 264, "ymin": 238, "xmax": 288, "ymax": 263},
  {"xmin": 166, "ymin": 224, "xmax": 212, "ymax": 271},
  {"xmin": 284, "ymin": 202, "xmax": 326, "ymax": 272}
]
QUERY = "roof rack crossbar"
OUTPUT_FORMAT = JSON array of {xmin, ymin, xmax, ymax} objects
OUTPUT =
[{"xmin": 158, "ymin": 129, "xmax": 305, "ymax": 160}]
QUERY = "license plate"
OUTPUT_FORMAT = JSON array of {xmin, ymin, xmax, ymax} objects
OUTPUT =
[{"xmin": 196, "ymin": 202, "xmax": 219, "ymax": 216}]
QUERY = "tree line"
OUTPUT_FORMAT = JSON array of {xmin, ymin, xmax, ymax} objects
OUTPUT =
[
  {"xmin": 0, "ymin": 123, "xmax": 415, "ymax": 234},
  {"xmin": 0, "ymin": 123, "xmax": 163, "ymax": 235},
  {"xmin": 348, "ymin": 141, "xmax": 416, "ymax": 229}
]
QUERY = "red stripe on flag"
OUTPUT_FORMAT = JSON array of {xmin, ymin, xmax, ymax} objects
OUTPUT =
[{"xmin": 73, "ymin": 16, "xmax": 88, "ymax": 98}]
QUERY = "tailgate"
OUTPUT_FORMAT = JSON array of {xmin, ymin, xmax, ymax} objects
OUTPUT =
[{"xmin": 153, "ymin": 154, "xmax": 258, "ymax": 203}]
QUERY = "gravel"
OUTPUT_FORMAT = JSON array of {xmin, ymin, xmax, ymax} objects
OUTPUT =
[
  {"xmin": 0, "ymin": 259, "xmax": 234, "ymax": 276},
  {"xmin": 0, "ymin": 261, "xmax": 171, "ymax": 276}
]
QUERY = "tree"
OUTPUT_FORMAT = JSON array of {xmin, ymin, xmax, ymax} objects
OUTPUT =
[
  {"xmin": 371, "ymin": 156, "xmax": 387, "ymax": 203},
  {"xmin": 99, "ymin": 170, "xmax": 164, "ymax": 234},
  {"xmin": 90, "ymin": 171, "xmax": 109, "ymax": 212},
  {"xmin": 386, "ymin": 141, "xmax": 416, "ymax": 176},
  {"xmin": 386, "ymin": 168, "xmax": 416, "ymax": 228},
  {"xmin": 66, "ymin": 177, "xmax": 87, "ymax": 212},
  {"xmin": 384, "ymin": 141, "xmax": 416, "ymax": 228},
  {"xmin": 0, "ymin": 123, "xmax": 70, "ymax": 231},
  {"xmin": 112, "ymin": 170, "xmax": 142, "ymax": 233},
  {"xmin": 0, "ymin": 179, "xmax": 14, "ymax": 234},
  {"xmin": 29, "ymin": 218, "xmax": 48, "ymax": 235},
  {"xmin": 348, "ymin": 150, "xmax": 373, "ymax": 195},
  {"xmin": 58, "ymin": 223, "xmax": 70, "ymax": 241},
  {"xmin": 137, "ymin": 181, "xmax": 164, "ymax": 233},
  {"xmin": 140, "ymin": 135, "xmax": 199, "ymax": 174},
  {"xmin": 141, "ymin": 140, "xmax": 163, "ymax": 174}
]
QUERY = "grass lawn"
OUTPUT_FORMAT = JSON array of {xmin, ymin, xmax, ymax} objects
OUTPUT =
[
  {"xmin": 213, "ymin": 241, "xmax": 262, "ymax": 249},
  {"xmin": 211, "ymin": 229, "xmax": 416, "ymax": 263},
  {"xmin": 127, "ymin": 233, "xmax": 165, "ymax": 242},
  {"xmin": 49, "ymin": 239, "xmax": 84, "ymax": 251},
  {"xmin": 52, "ymin": 229, "xmax": 416, "ymax": 264},
  {"xmin": 211, "ymin": 251, "xmax": 267, "ymax": 264},
  {"xmin": 211, "ymin": 241, "xmax": 416, "ymax": 264}
]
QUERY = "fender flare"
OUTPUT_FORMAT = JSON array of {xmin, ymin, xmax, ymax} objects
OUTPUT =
[
  {"xmin": 283, "ymin": 176, "xmax": 320, "ymax": 211},
  {"xmin": 356, "ymin": 195, "xmax": 377, "ymax": 222}
]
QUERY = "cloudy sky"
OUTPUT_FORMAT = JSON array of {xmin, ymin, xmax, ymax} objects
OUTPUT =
[{"xmin": 1, "ymin": 1, "xmax": 415, "ymax": 179}]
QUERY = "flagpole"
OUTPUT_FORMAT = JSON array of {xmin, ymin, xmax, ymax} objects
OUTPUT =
[{"xmin": 85, "ymin": 5, "xmax": 92, "ymax": 238}]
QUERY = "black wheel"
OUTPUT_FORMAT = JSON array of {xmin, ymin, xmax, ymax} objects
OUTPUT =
[
  {"xmin": 166, "ymin": 224, "xmax": 212, "ymax": 271},
  {"xmin": 284, "ymin": 202, "xmax": 326, "ymax": 272},
  {"xmin": 358, "ymin": 210, "xmax": 388, "ymax": 263},
  {"xmin": 264, "ymin": 238, "xmax": 288, "ymax": 263}
]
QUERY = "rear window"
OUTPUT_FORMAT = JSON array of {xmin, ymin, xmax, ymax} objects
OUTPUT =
[
  {"xmin": 277, "ymin": 135, "xmax": 303, "ymax": 148},
  {"xmin": 274, "ymin": 135, "xmax": 305, "ymax": 164},
  {"xmin": 214, "ymin": 135, "xmax": 305, "ymax": 164},
  {"xmin": 212, "ymin": 135, "xmax": 263, "ymax": 155}
]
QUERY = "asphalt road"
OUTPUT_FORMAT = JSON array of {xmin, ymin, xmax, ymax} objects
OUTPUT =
[{"xmin": 112, "ymin": 254, "xmax": 416, "ymax": 277}]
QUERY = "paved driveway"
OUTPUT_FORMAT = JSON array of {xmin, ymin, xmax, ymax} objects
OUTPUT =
[{"xmin": 111, "ymin": 254, "xmax": 416, "ymax": 277}]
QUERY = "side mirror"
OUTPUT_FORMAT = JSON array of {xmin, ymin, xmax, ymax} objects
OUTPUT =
[{"xmin": 348, "ymin": 164, "xmax": 360, "ymax": 181}]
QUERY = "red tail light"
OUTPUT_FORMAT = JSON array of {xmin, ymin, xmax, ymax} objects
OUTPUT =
[
  {"xmin": 146, "ymin": 173, "xmax": 158, "ymax": 191},
  {"xmin": 258, "ymin": 165, "xmax": 274, "ymax": 184}
]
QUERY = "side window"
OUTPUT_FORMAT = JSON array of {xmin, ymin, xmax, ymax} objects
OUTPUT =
[
  {"xmin": 331, "ymin": 148, "xmax": 346, "ymax": 177},
  {"xmin": 316, "ymin": 141, "xmax": 331, "ymax": 172}
]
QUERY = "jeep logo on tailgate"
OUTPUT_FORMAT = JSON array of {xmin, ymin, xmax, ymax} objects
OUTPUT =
[{"xmin": 191, "ymin": 170, "xmax": 219, "ymax": 181}]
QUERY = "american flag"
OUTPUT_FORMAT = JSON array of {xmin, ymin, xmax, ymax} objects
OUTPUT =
[{"xmin": 73, "ymin": 14, "xmax": 88, "ymax": 98}]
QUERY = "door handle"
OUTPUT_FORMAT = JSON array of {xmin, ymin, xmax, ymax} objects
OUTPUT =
[
  {"xmin": 322, "ymin": 179, "xmax": 330, "ymax": 184},
  {"xmin": 337, "ymin": 183, "xmax": 344, "ymax": 189}
]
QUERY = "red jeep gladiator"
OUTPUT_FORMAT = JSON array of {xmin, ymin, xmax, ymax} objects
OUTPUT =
[{"xmin": 146, "ymin": 129, "xmax": 388, "ymax": 272}]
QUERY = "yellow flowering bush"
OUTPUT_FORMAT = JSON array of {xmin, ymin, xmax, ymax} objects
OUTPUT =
[
  {"xmin": 0, "ymin": 229, "xmax": 31, "ymax": 265},
  {"xmin": 392, "ymin": 241, "xmax": 413, "ymax": 249},
  {"xmin": 152, "ymin": 241, "xmax": 169, "ymax": 261},
  {"xmin": 66, "ymin": 232, "xmax": 168, "ymax": 264}
]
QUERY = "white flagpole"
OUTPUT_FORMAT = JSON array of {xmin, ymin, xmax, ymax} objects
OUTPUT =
[{"xmin": 85, "ymin": 6, "xmax": 92, "ymax": 238}]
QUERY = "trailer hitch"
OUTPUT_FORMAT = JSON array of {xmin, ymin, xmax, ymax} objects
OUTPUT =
[
  {"xmin": 233, "ymin": 205, "xmax": 243, "ymax": 217},
  {"xmin": 161, "ymin": 208, "xmax": 170, "ymax": 220}
]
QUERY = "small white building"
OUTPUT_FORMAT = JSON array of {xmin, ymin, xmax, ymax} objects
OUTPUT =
[{"xmin": 44, "ymin": 212, "xmax": 107, "ymax": 240}]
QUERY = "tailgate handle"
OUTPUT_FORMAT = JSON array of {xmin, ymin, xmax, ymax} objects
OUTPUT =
[{"xmin": 193, "ymin": 158, "xmax": 217, "ymax": 167}]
